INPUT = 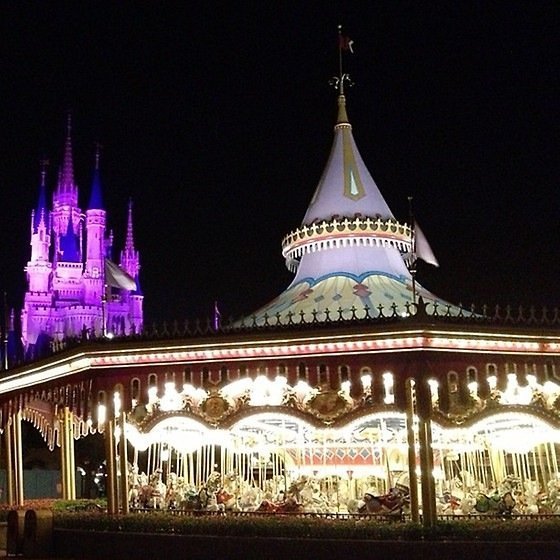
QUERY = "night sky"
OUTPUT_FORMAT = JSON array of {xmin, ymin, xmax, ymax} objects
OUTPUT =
[{"xmin": 1, "ymin": 2, "xmax": 559, "ymax": 325}]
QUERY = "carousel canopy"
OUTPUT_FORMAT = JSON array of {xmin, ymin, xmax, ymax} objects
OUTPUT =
[{"xmin": 245, "ymin": 91, "xmax": 460, "ymax": 324}]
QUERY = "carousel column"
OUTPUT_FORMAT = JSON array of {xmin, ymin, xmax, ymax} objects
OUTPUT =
[
  {"xmin": 416, "ymin": 379, "xmax": 436, "ymax": 528},
  {"xmin": 60, "ymin": 407, "xmax": 77, "ymax": 500},
  {"xmin": 405, "ymin": 379, "xmax": 419, "ymax": 523},
  {"xmin": 14, "ymin": 411, "xmax": 24, "ymax": 506},
  {"xmin": 116, "ymin": 396, "xmax": 129, "ymax": 514},
  {"xmin": 99, "ymin": 402, "xmax": 118, "ymax": 515},
  {"xmin": 5, "ymin": 415, "xmax": 14, "ymax": 506},
  {"xmin": 7, "ymin": 411, "xmax": 25, "ymax": 506}
]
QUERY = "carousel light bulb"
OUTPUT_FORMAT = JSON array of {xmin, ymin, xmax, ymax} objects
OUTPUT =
[
  {"xmin": 148, "ymin": 386, "xmax": 158, "ymax": 404},
  {"xmin": 113, "ymin": 391, "xmax": 121, "ymax": 416},
  {"xmin": 543, "ymin": 381, "xmax": 558, "ymax": 396},
  {"xmin": 428, "ymin": 379, "xmax": 439, "ymax": 403},
  {"xmin": 294, "ymin": 379, "xmax": 312, "ymax": 400},
  {"xmin": 97, "ymin": 404, "xmax": 106, "ymax": 427},
  {"xmin": 383, "ymin": 372, "xmax": 394, "ymax": 404},
  {"xmin": 526, "ymin": 374, "xmax": 537, "ymax": 388}
]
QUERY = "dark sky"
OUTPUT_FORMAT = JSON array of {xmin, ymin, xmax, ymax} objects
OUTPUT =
[{"xmin": 1, "ymin": 2, "xmax": 559, "ymax": 324}]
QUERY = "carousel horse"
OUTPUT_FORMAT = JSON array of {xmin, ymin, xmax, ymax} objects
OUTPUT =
[
  {"xmin": 299, "ymin": 477, "xmax": 330, "ymax": 513},
  {"xmin": 127, "ymin": 464, "xmax": 142, "ymax": 508},
  {"xmin": 181, "ymin": 486, "xmax": 203, "ymax": 510},
  {"xmin": 474, "ymin": 490, "xmax": 515, "ymax": 515},
  {"xmin": 358, "ymin": 485, "xmax": 409, "ymax": 516},
  {"xmin": 436, "ymin": 491, "xmax": 461, "ymax": 515},
  {"xmin": 145, "ymin": 469, "xmax": 167, "ymax": 509},
  {"xmin": 197, "ymin": 471, "xmax": 226, "ymax": 511},
  {"xmin": 255, "ymin": 496, "xmax": 302, "ymax": 514},
  {"xmin": 165, "ymin": 472, "xmax": 184, "ymax": 509}
]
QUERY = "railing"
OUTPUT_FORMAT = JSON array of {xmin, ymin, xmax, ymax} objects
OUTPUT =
[
  {"xmin": 6, "ymin": 298, "xmax": 560, "ymax": 369},
  {"xmin": 129, "ymin": 507, "xmax": 560, "ymax": 522}
]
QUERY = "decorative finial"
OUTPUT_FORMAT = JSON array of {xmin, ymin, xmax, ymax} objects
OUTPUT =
[
  {"xmin": 94, "ymin": 142, "xmax": 103, "ymax": 170},
  {"xmin": 39, "ymin": 157, "xmax": 50, "ymax": 186},
  {"xmin": 66, "ymin": 110, "xmax": 72, "ymax": 137},
  {"xmin": 330, "ymin": 25, "xmax": 354, "ymax": 95}
]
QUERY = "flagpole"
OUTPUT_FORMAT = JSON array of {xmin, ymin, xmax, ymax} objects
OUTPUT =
[
  {"xmin": 408, "ymin": 196, "xmax": 417, "ymax": 306},
  {"xmin": 337, "ymin": 24, "xmax": 344, "ymax": 84},
  {"xmin": 3, "ymin": 291, "xmax": 8, "ymax": 370}
]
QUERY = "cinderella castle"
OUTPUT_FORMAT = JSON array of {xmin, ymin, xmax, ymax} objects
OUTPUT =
[{"xmin": 20, "ymin": 115, "xmax": 143, "ymax": 359}]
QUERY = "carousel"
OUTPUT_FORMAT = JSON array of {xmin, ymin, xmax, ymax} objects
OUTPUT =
[
  {"xmin": 2, "ymin": 48, "xmax": 560, "ymax": 528},
  {"xmin": 100, "ymin": 365, "xmax": 560, "ymax": 519}
]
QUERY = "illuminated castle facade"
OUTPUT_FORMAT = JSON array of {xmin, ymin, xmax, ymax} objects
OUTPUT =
[{"xmin": 21, "ymin": 117, "xmax": 143, "ymax": 357}]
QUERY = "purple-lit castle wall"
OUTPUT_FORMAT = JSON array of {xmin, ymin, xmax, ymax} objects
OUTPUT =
[{"xmin": 21, "ymin": 120, "xmax": 143, "ymax": 358}]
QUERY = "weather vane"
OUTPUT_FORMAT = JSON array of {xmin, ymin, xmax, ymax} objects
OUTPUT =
[{"xmin": 330, "ymin": 24, "xmax": 354, "ymax": 95}]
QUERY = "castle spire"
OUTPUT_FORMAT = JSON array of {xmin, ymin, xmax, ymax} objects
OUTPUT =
[
  {"xmin": 119, "ymin": 198, "xmax": 140, "ymax": 290},
  {"xmin": 124, "ymin": 198, "xmax": 135, "ymax": 251},
  {"xmin": 33, "ymin": 158, "xmax": 49, "ymax": 231},
  {"xmin": 88, "ymin": 142, "xmax": 104, "ymax": 209},
  {"xmin": 61, "ymin": 112, "xmax": 74, "ymax": 191},
  {"xmin": 54, "ymin": 112, "xmax": 78, "ymax": 207}
]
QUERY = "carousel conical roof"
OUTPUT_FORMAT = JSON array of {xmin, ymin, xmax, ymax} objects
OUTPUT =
[{"xmin": 245, "ymin": 91, "xmax": 459, "ymax": 324}]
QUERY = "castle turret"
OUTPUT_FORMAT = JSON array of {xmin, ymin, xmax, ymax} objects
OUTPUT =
[
  {"xmin": 26, "ymin": 160, "xmax": 52, "ymax": 291},
  {"xmin": 22, "ymin": 161, "xmax": 54, "ymax": 348},
  {"xmin": 117, "ymin": 199, "xmax": 143, "ymax": 333},
  {"xmin": 84, "ymin": 145, "xmax": 106, "ymax": 306},
  {"xmin": 120, "ymin": 200, "xmax": 140, "ymax": 281}
]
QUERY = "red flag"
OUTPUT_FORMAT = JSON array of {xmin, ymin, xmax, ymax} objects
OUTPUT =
[{"xmin": 339, "ymin": 35, "xmax": 354, "ymax": 53}]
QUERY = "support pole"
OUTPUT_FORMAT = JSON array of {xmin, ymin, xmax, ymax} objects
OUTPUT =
[
  {"xmin": 118, "ymin": 411, "xmax": 129, "ymax": 514},
  {"xmin": 5, "ymin": 417, "xmax": 13, "ymax": 506},
  {"xmin": 417, "ymin": 379, "xmax": 437, "ymax": 528},
  {"xmin": 104, "ymin": 419, "xmax": 118, "ymax": 515},
  {"xmin": 61, "ymin": 407, "xmax": 76, "ymax": 500},
  {"xmin": 405, "ymin": 379, "xmax": 420, "ymax": 523},
  {"xmin": 60, "ymin": 410, "xmax": 67, "ymax": 499},
  {"xmin": 13, "ymin": 411, "xmax": 24, "ymax": 506}
]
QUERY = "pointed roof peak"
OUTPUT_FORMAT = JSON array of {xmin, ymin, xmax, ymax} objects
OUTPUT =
[
  {"xmin": 88, "ymin": 142, "xmax": 104, "ymax": 210},
  {"xmin": 34, "ymin": 158, "xmax": 49, "ymax": 231},
  {"xmin": 55, "ymin": 112, "xmax": 78, "ymax": 203},
  {"xmin": 125, "ymin": 198, "xmax": 135, "ymax": 250},
  {"xmin": 61, "ymin": 112, "xmax": 74, "ymax": 185}
]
